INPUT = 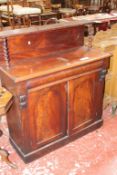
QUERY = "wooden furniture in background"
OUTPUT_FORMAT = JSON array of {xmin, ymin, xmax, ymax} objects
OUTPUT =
[
  {"xmin": 74, "ymin": 4, "xmax": 87, "ymax": 15},
  {"xmin": 0, "ymin": 0, "xmax": 42, "ymax": 29},
  {"xmin": 51, "ymin": 3, "xmax": 61, "ymax": 11},
  {"xmin": 93, "ymin": 20, "xmax": 109, "ymax": 34},
  {"xmin": 40, "ymin": 11, "xmax": 58, "ymax": 24},
  {"xmin": 0, "ymin": 87, "xmax": 16, "ymax": 168},
  {"xmin": 0, "ymin": 87, "xmax": 13, "ymax": 116},
  {"xmin": 77, "ymin": 0, "xmax": 117, "ymax": 14},
  {"xmin": 59, "ymin": 8, "xmax": 76, "ymax": 18},
  {"xmin": 92, "ymin": 24, "xmax": 117, "ymax": 113},
  {"xmin": 27, "ymin": 0, "xmax": 45, "ymax": 11},
  {"xmin": 0, "ymin": 0, "xmax": 8, "ymax": 29}
]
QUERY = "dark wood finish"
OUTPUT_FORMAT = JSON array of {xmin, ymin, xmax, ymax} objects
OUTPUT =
[
  {"xmin": 0, "ymin": 13, "xmax": 115, "ymax": 63},
  {"xmin": 28, "ymin": 83, "xmax": 67, "ymax": 149},
  {"xmin": 0, "ymin": 23, "xmax": 111, "ymax": 163},
  {"xmin": 0, "ymin": 25, "xmax": 84, "ymax": 62},
  {"xmin": 7, "ymin": 26, "xmax": 83, "ymax": 60},
  {"xmin": 0, "ymin": 38, "xmax": 9, "ymax": 63},
  {"xmin": 68, "ymin": 72, "xmax": 101, "ymax": 135}
]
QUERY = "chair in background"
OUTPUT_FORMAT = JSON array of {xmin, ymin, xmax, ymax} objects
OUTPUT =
[
  {"xmin": 0, "ymin": 0, "xmax": 9, "ymax": 29},
  {"xmin": 73, "ymin": 4, "xmax": 87, "ymax": 16},
  {"xmin": 27, "ymin": 0, "xmax": 47, "ymax": 25},
  {"xmin": 51, "ymin": 3, "xmax": 61, "ymax": 12},
  {"xmin": 43, "ymin": 17, "xmax": 58, "ymax": 24},
  {"xmin": 27, "ymin": 0, "xmax": 45, "ymax": 13},
  {"xmin": 86, "ymin": 0, "xmax": 102, "ymax": 14},
  {"xmin": 0, "ymin": 0, "xmax": 42, "ymax": 29},
  {"xmin": 59, "ymin": 8, "xmax": 76, "ymax": 18},
  {"xmin": 0, "ymin": 1, "xmax": 22, "ymax": 29}
]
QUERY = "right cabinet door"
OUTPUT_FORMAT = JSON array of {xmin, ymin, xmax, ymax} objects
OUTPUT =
[{"xmin": 68, "ymin": 69, "xmax": 105, "ymax": 136}]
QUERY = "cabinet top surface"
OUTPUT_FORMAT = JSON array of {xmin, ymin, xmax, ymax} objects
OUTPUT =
[{"xmin": 0, "ymin": 47, "xmax": 111, "ymax": 82}]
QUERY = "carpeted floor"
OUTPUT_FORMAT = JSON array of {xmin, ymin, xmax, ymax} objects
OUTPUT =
[{"xmin": 0, "ymin": 106, "xmax": 117, "ymax": 175}]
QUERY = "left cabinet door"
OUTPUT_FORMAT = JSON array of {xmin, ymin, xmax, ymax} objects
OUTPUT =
[{"xmin": 27, "ymin": 83, "xmax": 67, "ymax": 149}]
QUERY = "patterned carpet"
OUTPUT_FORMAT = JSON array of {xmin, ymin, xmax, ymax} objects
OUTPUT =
[{"xmin": 0, "ymin": 107, "xmax": 117, "ymax": 175}]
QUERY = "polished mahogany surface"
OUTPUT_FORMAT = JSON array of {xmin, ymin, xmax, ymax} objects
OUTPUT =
[
  {"xmin": 0, "ymin": 25, "xmax": 84, "ymax": 62},
  {"xmin": 0, "ymin": 47, "xmax": 111, "ymax": 82},
  {"xmin": 0, "ymin": 23, "xmax": 111, "ymax": 163},
  {"xmin": 7, "ymin": 26, "xmax": 84, "ymax": 60}
]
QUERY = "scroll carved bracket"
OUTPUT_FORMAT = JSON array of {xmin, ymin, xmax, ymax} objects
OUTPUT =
[
  {"xmin": 99, "ymin": 69, "xmax": 107, "ymax": 81},
  {"xmin": 19, "ymin": 95, "xmax": 27, "ymax": 109}
]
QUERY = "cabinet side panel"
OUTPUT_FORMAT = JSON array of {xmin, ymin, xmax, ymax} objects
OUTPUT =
[{"xmin": 0, "ymin": 70, "xmax": 25, "ymax": 150}]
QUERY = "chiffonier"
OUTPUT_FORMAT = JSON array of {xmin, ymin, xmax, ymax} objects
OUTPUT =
[{"xmin": 0, "ymin": 22, "xmax": 111, "ymax": 162}]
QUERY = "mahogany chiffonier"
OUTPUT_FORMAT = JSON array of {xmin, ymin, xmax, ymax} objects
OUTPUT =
[{"xmin": 0, "ymin": 23, "xmax": 111, "ymax": 162}]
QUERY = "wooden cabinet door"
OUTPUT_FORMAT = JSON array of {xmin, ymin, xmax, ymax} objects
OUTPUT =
[
  {"xmin": 68, "ymin": 70, "xmax": 105, "ymax": 136},
  {"xmin": 27, "ymin": 83, "xmax": 67, "ymax": 149}
]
